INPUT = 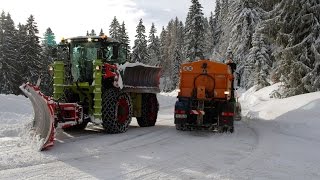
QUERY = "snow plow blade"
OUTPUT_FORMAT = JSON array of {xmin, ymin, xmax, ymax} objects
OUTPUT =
[
  {"xmin": 20, "ymin": 83, "xmax": 55, "ymax": 151},
  {"xmin": 122, "ymin": 65, "xmax": 161, "ymax": 93}
]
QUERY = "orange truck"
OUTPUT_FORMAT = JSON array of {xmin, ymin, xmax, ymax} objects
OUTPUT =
[{"xmin": 174, "ymin": 59, "xmax": 241, "ymax": 132}]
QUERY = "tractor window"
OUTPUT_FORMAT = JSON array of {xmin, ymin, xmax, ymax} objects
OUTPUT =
[
  {"xmin": 104, "ymin": 46, "xmax": 114, "ymax": 61},
  {"xmin": 118, "ymin": 44, "xmax": 127, "ymax": 64},
  {"xmin": 71, "ymin": 43, "xmax": 97, "ymax": 83}
]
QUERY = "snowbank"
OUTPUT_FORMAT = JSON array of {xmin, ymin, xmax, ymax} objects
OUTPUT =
[
  {"xmin": 240, "ymin": 83, "xmax": 320, "ymax": 121},
  {"xmin": 240, "ymin": 83, "xmax": 320, "ymax": 142}
]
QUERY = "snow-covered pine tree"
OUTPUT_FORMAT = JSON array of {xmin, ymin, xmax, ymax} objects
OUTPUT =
[
  {"xmin": 159, "ymin": 27, "xmax": 170, "ymax": 91},
  {"xmin": 132, "ymin": 19, "xmax": 148, "ymax": 64},
  {"xmin": 147, "ymin": 23, "xmax": 160, "ymax": 66},
  {"xmin": 228, "ymin": 0, "xmax": 263, "ymax": 86},
  {"xmin": 99, "ymin": 28, "xmax": 104, "ymax": 36},
  {"xmin": 203, "ymin": 17, "xmax": 211, "ymax": 58},
  {"xmin": 118, "ymin": 21, "xmax": 131, "ymax": 57},
  {"xmin": 0, "ymin": 11, "xmax": 5, "ymax": 93},
  {"xmin": 90, "ymin": 29, "xmax": 96, "ymax": 36},
  {"xmin": 246, "ymin": 32, "xmax": 272, "ymax": 90},
  {"xmin": 109, "ymin": 16, "xmax": 120, "ymax": 40},
  {"xmin": 118, "ymin": 21, "xmax": 131, "ymax": 60},
  {"xmin": 24, "ymin": 15, "xmax": 43, "ymax": 84},
  {"xmin": 206, "ymin": 12, "xmax": 215, "ymax": 57},
  {"xmin": 262, "ymin": 0, "xmax": 320, "ymax": 97},
  {"xmin": 41, "ymin": 27, "xmax": 57, "ymax": 95},
  {"xmin": 171, "ymin": 18, "xmax": 184, "ymax": 90},
  {"xmin": 0, "ymin": 12, "xmax": 21, "ymax": 94},
  {"xmin": 159, "ymin": 26, "xmax": 168, "ymax": 68},
  {"xmin": 16, "ymin": 23, "xmax": 28, "ymax": 87},
  {"xmin": 213, "ymin": 0, "xmax": 222, "ymax": 48},
  {"xmin": 159, "ymin": 18, "xmax": 185, "ymax": 92},
  {"xmin": 42, "ymin": 27, "xmax": 56, "ymax": 47},
  {"xmin": 184, "ymin": 0, "xmax": 206, "ymax": 62},
  {"xmin": 161, "ymin": 20, "xmax": 176, "ymax": 92},
  {"xmin": 118, "ymin": 22, "xmax": 130, "ymax": 45}
]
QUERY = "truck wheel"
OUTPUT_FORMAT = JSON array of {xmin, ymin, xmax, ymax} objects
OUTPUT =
[
  {"xmin": 137, "ymin": 94, "xmax": 159, "ymax": 127},
  {"xmin": 229, "ymin": 126, "xmax": 234, "ymax": 133},
  {"xmin": 175, "ymin": 124, "xmax": 187, "ymax": 131},
  {"xmin": 102, "ymin": 88, "xmax": 132, "ymax": 133}
]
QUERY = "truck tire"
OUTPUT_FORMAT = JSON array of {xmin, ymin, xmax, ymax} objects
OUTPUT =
[
  {"xmin": 175, "ymin": 124, "xmax": 187, "ymax": 131},
  {"xmin": 102, "ymin": 88, "xmax": 132, "ymax": 133},
  {"xmin": 137, "ymin": 93, "xmax": 159, "ymax": 127},
  {"xmin": 229, "ymin": 126, "xmax": 234, "ymax": 133}
]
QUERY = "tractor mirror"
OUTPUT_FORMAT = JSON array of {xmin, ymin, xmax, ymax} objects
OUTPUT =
[{"xmin": 112, "ymin": 45, "xmax": 119, "ymax": 59}]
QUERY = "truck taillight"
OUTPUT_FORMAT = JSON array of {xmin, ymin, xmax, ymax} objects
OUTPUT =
[
  {"xmin": 222, "ymin": 112, "xmax": 234, "ymax": 116},
  {"xmin": 175, "ymin": 110, "xmax": 186, "ymax": 114},
  {"xmin": 175, "ymin": 110, "xmax": 187, "ymax": 119}
]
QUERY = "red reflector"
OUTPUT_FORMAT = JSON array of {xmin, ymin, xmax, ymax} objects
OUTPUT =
[
  {"xmin": 175, "ymin": 110, "xmax": 186, "ymax": 114},
  {"xmin": 222, "ymin": 112, "xmax": 234, "ymax": 116}
]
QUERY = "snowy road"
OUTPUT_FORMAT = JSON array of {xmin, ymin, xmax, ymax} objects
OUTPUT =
[{"xmin": 1, "ymin": 86, "xmax": 320, "ymax": 179}]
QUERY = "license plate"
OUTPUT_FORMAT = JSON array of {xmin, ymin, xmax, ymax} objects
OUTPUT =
[{"xmin": 175, "ymin": 114, "xmax": 187, "ymax": 119}]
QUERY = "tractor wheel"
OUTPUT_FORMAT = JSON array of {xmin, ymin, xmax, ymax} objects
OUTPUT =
[
  {"xmin": 102, "ymin": 88, "xmax": 133, "ymax": 133},
  {"xmin": 136, "ymin": 93, "xmax": 159, "ymax": 127}
]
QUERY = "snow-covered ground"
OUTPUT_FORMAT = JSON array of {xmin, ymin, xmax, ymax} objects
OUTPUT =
[{"xmin": 0, "ymin": 85, "xmax": 320, "ymax": 179}]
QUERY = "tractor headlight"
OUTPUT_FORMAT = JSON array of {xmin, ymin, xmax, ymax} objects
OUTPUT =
[
  {"xmin": 224, "ymin": 91, "xmax": 230, "ymax": 95},
  {"xmin": 48, "ymin": 65, "xmax": 54, "ymax": 76},
  {"xmin": 88, "ymin": 38, "xmax": 92, "ymax": 42},
  {"xmin": 95, "ymin": 65, "xmax": 101, "ymax": 70}
]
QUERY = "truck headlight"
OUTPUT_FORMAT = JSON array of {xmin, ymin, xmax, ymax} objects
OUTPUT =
[{"xmin": 224, "ymin": 91, "xmax": 230, "ymax": 95}]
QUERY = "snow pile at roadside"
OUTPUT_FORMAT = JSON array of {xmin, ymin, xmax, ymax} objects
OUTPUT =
[
  {"xmin": 0, "ymin": 94, "xmax": 33, "ymax": 139},
  {"xmin": 239, "ymin": 83, "xmax": 320, "ymax": 139}
]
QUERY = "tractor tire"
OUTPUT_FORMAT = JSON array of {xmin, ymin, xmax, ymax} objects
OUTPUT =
[
  {"xmin": 102, "ymin": 88, "xmax": 133, "ymax": 133},
  {"xmin": 136, "ymin": 93, "xmax": 159, "ymax": 127}
]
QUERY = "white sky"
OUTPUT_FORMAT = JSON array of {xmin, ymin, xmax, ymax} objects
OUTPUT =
[{"xmin": 0, "ymin": 0, "xmax": 215, "ymax": 46}]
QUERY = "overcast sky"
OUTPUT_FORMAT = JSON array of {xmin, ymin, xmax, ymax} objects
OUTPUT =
[{"xmin": 1, "ymin": 0, "xmax": 215, "ymax": 46}]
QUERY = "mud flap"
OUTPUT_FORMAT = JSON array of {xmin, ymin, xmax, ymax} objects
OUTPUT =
[
  {"xmin": 20, "ymin": 83, "xmax": 56, "ymax": 151},
  {"xmin": 121, "ymin": 66, "xmax": 161, "ymax": 93}
]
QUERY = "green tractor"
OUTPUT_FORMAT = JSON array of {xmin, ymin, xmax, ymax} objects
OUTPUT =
[{"xmin": 20, "ymin": 35, "xmax": 161, "ymax": 150}]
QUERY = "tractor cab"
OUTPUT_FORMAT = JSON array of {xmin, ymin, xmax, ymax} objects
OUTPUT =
[{"xmin": 57, "ymin": 36, "xmax": 128, "ymax": 84}]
